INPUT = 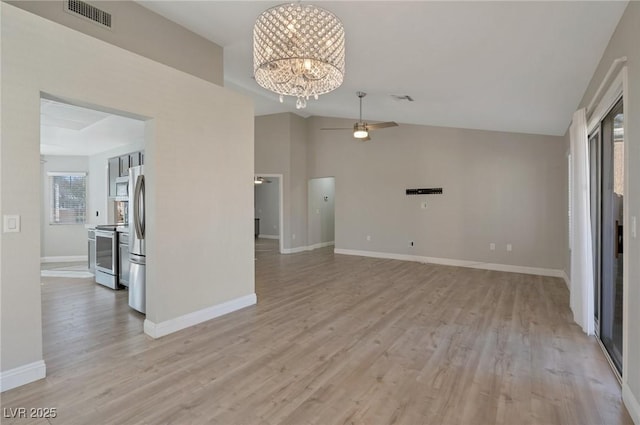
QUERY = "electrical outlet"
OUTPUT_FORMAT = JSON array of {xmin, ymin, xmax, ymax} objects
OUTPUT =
[
  {"xmin": 507, "ymin": 244, "xmax": 512, "ymax": 252},
  {"xmin": 421, "ymin": 201, "xmax": 428, "ymax": 209},
  {"xmin": 409, "ymin": 241, "xmax": 414, "ymax": 247},
  {"xmin": 489, "ymin": 243, "xmax": 495, "ymax": 251},
  {"xmin": 366, "ymin": 235, "xmax": 371, "ymax": 241},
  {"xmin": 292, "ymin": 233, "xmax": 296, "ymax": 240}
]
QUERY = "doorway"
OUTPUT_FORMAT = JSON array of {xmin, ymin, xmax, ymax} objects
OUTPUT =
[
  {"xmin": 589, "ymin": 97, "xmax": 624, "ymax": 377},
  {"xmin": 254, "ymin": 174, "xmax": 284, "ymax": 254}
]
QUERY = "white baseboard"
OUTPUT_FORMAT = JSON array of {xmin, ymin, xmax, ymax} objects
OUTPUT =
[
  {"xmin": 258, "ymin": 234, "xmax": 279, "ymax": 240},
  {"xmin": 561, "ymin": 270, "xmax": 571, "ymax": 291},
  {"xmin": 41, "ymin": 255, "xmax": 87, "ymax": 263},
  {"xmin": 144, "ymin": 293, "xmax": 257, "ymax": 339},
  {"xmin": 0, "ymin": 360, "xmax": 46, "ymax": 392},
  {"xmin": 282, "ymin": 241, "xmax": 335, "ymax": 254},
  {"xmin": 623, "ymin": 383, "xmax": 640, "ymax": 425},
  {"xmin": 333, "ymin": 248, "xmax": 564, "ymax": 278},
  {"xmin": 282, "ymin": 247, "xmax": 305, "ymax": 254},
  {"xmin": 308, "ymin": 241, "xmax": 335, "ymax": 250}
]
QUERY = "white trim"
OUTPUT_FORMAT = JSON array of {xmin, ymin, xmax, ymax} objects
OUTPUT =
[
  {"xmin": 623, "ymin": 383, "xmax": 640, "ymax": 425},
  {"xmin": 143, "ymin": 293, "xmax": 257, "ymax": 339},
  {"xmin": 334, "ymin": 248, "xmax": 563, "ymax": 278},
  {"xmin": 621, "ymin": 65, "xmax": 630, "ymax": 391},
  {"xmin": 41, "ymin": 270, "xmax": 93, "ymax": 278},
  {"xmin": 282, "ymin": 246, "xmax": 308, "ymax": 254},
  {"xmin": 307, "ymin": 241, "xmax": 335, "ymax": 251},
  {"xmin": 561, "ymin": 271, "xmax": 570, "ymax": 291},
  {"xmin": 588, "ymin": 62, "xmax": 626, "ymax": 133},
  {"xmin": 586, "ymin": 56, "xmax": 627, "ymax": 117},
  {"xmin": 0, "ymin": 360, "xmax": 46, "ymax": 392},
  {"xmin": 47, "ymin": 171, "xmax": 87, "ymax": 177},
  {"xmin": 40, "ymin": 255, "xmax": 87, "ymax": 263},
  {"xmin": 258, "ymin": 234, "xmax": 279, "ymax": 240},
  {"xmin": 282, "ymin": 241, "xmax": 335, "ymax": 254}
]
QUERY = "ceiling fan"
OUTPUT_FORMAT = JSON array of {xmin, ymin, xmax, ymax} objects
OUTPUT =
[
  {"xmin": 321, "ymin": 92, "xmax": 398, "ymax": 141},
  {"xmin": 254, "ymin": 176, "xmax": 272, "ymax": 184}
]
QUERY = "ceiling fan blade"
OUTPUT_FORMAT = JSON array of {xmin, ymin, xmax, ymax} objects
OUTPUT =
[
  {"xmin": 321, "ymin": 127, "xmax": 351, "ymax": 131},
  {"xmin": 367, "ymin": 121, "xmax": 398, "ymax": 130}
]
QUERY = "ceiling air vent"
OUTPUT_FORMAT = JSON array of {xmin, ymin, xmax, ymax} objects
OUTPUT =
[{"xmin": 64, "ymin": 0, "xmax": 112, "ymax": 29}]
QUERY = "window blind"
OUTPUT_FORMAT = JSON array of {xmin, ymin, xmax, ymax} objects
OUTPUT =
[{"xmin": 49, "ymin": 172, "xmax": 87, "ymax": 224}]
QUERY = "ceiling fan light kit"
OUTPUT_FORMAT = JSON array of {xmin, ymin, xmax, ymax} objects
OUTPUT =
[
  {"xmin": 353, "ymin": 123, "xmax": 368, "ymax": 139},
  {"xmin": 253, "ymin": 3, "xmax": 345, "ymax": 109}
]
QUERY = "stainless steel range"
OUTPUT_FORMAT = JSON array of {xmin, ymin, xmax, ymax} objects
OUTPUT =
[{"xmin": 95, "ymin": 225, "xmax": 120, "ymax": 289}]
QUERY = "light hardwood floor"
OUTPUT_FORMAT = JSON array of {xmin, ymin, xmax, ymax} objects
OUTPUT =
[{"xmin": 2, "ymin": 240, "xmax": 632, "ymax": 425}]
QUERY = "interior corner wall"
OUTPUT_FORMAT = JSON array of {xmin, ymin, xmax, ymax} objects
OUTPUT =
[
  {"xmin": 6, "ymin": 0, "xmax": 223, "ymax": 86},
  {"xmin": 255, "ymin": 113, "xmax": 309, "ymax": 251},
  {"xmin": 40, "ymin": 155, "xmax": 90, "ymax": 258},
  {"xmin": 572, "ymin": 1, "xmax": 640, "ymax": 420},
  {"xmin": 1, "ymin": 3, "xmax": 254, "ymax": 379},
  {"xmin": 306, "ymin": 116, "xmax": 566, "ymax": 271},
  {"xmin": 289, "ymin": 114, "xmax": 308, "ymax": 248}
]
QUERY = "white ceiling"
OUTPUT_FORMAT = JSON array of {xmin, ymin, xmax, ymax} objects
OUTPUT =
[
  {"xmin": 41, "ymin": 99, "xmax": 145, "ymax": 156},
  {"xmin": 138, "ymin": 1, "xmax": 627, "ymax": 136}
]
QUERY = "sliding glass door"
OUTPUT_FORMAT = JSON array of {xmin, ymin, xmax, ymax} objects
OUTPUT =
[{"xmin": 590, "ymin": 97, "xmax": 624, "ymax": 376}]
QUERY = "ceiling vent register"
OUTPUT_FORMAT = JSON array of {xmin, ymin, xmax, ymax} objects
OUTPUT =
[{"xmin": 64, "ymin": 0, "xmax": 112, "ymax": 29}]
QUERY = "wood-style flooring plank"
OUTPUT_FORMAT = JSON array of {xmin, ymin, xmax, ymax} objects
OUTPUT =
[{"xmin": 1, "ymin": 240, "xmax": 632, "ymax": 425}]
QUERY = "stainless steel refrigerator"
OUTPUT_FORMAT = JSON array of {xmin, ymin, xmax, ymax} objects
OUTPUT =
[{"xmin": 128, "ymin": 165, "xmax": 146, "ymax": 313}]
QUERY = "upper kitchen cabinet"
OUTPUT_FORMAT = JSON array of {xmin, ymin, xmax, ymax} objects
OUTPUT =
[
  {"xmin": 119, "ymin": 155, "xmax": 130, "ymax": 177},
  {"xmin": 129, "ymin": 152, "xmax": 142, "ymax": 169},
  {"xmin": 108, "ymin": 150, "xmax": 144, "ymax": 197},
  {"xmin": 108, "ymin": 157, "xmax": 120, "ymax": 198}
]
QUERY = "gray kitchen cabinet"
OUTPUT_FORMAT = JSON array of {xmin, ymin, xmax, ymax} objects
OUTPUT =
[
  {"xmin": 119, "ymin": 155, "xmax": 130, "ymax": 177},
  {"xmin": 119, "ymin": 233, "xmax": 129, "ymax": 287},
  {"xmin": 107, "ymin": 150, "xmax": 144, "ymax": 198},
  {"xmin": 88, "ymin": 229, "xmax": 96, "ymax": 273},
  {"xmin": 108, "ymin": 157, "xmax": 120, "ymax": 197},
  {"xmin": 129, "ymin": 152, "xmax": 141, "ymax": 168}
]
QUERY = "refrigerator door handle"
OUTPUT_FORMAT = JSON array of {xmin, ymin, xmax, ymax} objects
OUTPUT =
[{"xmin": 134, "ymin": 174, "xmax": 145, "ymax": 240}]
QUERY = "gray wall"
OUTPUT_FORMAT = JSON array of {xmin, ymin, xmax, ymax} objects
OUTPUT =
[
  {"xmin": 255, "ymin": 113, "xmax": 309, "ymax": 251},
  {"xmin": 1, "ymin": 4, "xmax": 253, "ymax": 379},
  {"xmin": 305, "ymin": 116, "xmax": 566, "ymax": 270},
  {"xmin": 7, "ymin": 0, "xmax": 223, "ymax": 86},
  {"xmin": 570, "ymin": 1, "xmax": 640, "ymax": 416},
  {"xmin": 40, "ymin": 155, "xmax": 90, "ymax": 258},
  {"xmin": 308, "ymin": 177, "xmax": 335, "ymax": 247},
  {"xmin": 254, "ymin": 177, "xmax": 280, "ymax": 238}
]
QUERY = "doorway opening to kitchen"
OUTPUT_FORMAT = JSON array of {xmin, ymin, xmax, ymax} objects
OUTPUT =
[
  {"xmin": 39, "ymin": 94, "xmax": 147, "ymax": 374},
  {"xmin": 254, "ymin": 174, "xmax": 284, "ymax": 255}
]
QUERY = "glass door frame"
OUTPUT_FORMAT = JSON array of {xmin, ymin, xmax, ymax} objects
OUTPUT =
[{"xmin": 588, "ymin": 94, "xmax": 625, "ymax": 381}]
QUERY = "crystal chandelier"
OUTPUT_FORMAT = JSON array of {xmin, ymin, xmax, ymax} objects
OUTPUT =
[{"xmin": 253, "ymin": 3, "xmax": 345, "ymax": 109}]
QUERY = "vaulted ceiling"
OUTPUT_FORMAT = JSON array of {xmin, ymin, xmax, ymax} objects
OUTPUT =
[{"xmin": 141, "ymin": 2, "xmax": 623, "ymax": 136}]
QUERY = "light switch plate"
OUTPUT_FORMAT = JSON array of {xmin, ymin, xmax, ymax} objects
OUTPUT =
[{"xmin": 3, "ymin": 214, "xmax": 20, "ymax": 233}]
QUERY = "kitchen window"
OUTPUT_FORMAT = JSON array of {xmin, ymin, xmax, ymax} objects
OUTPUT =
[{"xmin": 49, "ymin": 172, "xmax": 87, "ymax": 224}]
